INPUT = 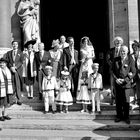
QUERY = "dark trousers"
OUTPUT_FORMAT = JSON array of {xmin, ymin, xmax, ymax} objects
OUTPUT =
[
  {"xmin": 115, "ymin": 84, "xmax": 130, "ymax": 120},
  {"xmin": 69, "ymin": 64, "xmax": 79, "ymax": 97}
]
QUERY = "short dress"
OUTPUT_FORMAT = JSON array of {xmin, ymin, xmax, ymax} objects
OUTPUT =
[
  {"xmin": 76, "ymin": 79, "xmax": 91, "ymax": 104},
  {"xmin": 55, "ymin": 79, "xmax": 73, "ymax": 106}
]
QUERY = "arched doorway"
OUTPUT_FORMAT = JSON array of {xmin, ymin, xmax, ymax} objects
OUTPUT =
[{"xmin": 40, "ymin": 0, "xmax": 110, "ymax": 85}]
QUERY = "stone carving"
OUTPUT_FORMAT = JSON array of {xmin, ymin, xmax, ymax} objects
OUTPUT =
[{"xmin": 17, "ymin": 0, "xmax": 40, "ymax": 51}]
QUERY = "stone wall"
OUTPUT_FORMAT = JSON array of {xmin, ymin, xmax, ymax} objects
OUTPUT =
[
  {"xmin": 11, "ymin": 0, "xmax": 22, "ymax": 48},
  {"xmin": 128, "ymin": 0, "xmax": 139, "ymax": 42},
  {"xmin": 109, "ymin": 0, "xmax": 139, "ymax": 49}
]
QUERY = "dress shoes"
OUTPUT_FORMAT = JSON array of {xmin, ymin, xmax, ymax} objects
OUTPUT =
[
  {"xmin": 52, "ymin": 111, "xmax": 56, "ymax": 114},
  {"xmin": 97, "ymin": 111, "xmax": 102, "ymax": 114},
  {"xmin": 39, "ymin": 93, "xmax": 43, "ymax": 100},
  {"xmin": 125, "ymin": 119, "xmax": 131, "ymax": 124},
  {"xmin": 4, "ymin": 115, "xmax": 11, "ymax": 120},
  {"xmin": 17, "ymin": 101, "xmax": 22, "ymax": 105},
  {"xmin": 114, "ymin": 118, "xmax": 121, "ymax": 123},
  {"xmin": 90, "ymin": 111, "xmax": 95, "ymax": 114},
  {"xmin": 44, "ymin": 111, "xmax": 48, "ymax": 114},
  {"xmin": 0, "ymin": 116, "xmax": 5, "ymax": 121}
]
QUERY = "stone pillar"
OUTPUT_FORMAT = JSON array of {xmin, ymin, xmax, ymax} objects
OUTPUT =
[
  {"xmin": 128, "ymin": 0, "xmax": 139, "ymax": 41},
  {"xmin": 0, "ymin": 0, "xmax": 12, "ymax": 57},
  {"xmin": 108, "ymin": 0, "xmax": 129, "ymax": 48}
]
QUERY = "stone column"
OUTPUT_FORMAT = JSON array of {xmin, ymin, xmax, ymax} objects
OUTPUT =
[
  {"xmin": 128, "ymin": 0, "xmax": 139, "ymax": 53},
  {"xmin": 108, "ymin": 0, "xmax": 129, "ymax": 47},
  {"xmin": 128, "ymin": 0, "xmax": 139, "ymax": 41},
  {"xmin": 0, "ymin": 0, "xmax": 12, "ymax": 57}
]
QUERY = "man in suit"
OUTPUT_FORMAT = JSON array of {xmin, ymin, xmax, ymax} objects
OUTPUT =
[
  {"xmin": 112, "ymin": 45, "xmax": 136, "ymax": 124},
  {"xmin": 60, "ymin": 37, "xmax": 79, "ymax": 97},
  {"xmin": 34, "ymin": 42, "xmax": 52, "ymax": 100},
  {"xmin": 106, "ymin": 36, "xmax": 124, "ymax": 105},
  {"xmin": 5, "ymin": 41, "xmax": 24, "ymax": 105}
]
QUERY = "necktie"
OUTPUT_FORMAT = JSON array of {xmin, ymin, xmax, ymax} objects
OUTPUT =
[
  {"xmin": 115, "ymin": 48, "xmax": 119, "ymax": 57},
  {"xmin": 27, "ymin": 52, "xmax": 31, "ymax": 76},
  {"xmin": 13, "ymin": 50, "xmax": 16, "ymax": 61},
  {"xmin": 40, "ymin": 51, "xmax": 42, "ymax": 60}
]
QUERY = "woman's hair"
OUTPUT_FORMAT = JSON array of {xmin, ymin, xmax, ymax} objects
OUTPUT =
[
  {"xmin": 67, "ymin": 37, "xmax": 74, "ymax": 43},
  {"xmin": 80, "ymin": 36, "xmax": 92, "ymax": 47}
]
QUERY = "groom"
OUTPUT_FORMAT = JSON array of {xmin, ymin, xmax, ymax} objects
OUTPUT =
[{"xmin": 60, "ymin": 37, "xmax": 79, "ymax": 97}]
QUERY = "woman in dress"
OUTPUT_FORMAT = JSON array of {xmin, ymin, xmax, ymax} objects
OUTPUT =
[
  {"xmin": 22, "ymin": 40, "xmax": 37, "ymax": 99},
  {"xmin": 77, "ymin": 36, "xmax": 95, "ymax": 96}
]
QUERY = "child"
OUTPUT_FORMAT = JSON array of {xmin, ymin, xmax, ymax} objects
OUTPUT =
[
  {"xmin": 42, "ymin": 65, "xmax": 59, "ymax": 114},
  {"xmin": 55, "ymin": 67, "xmax": 73, "ymax": 113},
  {"xmin": 76, "ymin": 71, "xmax": 91, "ymax": 113},
  {"xmin": 88, "ymin": 63, "xmax": 103, "ymax": 114},
  {"xmin": 0, "ymin": 58, "xmax": 14, "ymax": 121}
]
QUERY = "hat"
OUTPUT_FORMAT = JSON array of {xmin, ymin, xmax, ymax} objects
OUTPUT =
[
  {"xmin": 51, "ymin": 39, "xmax": 60, "ymax": 48},
  {"xmin": 24, "ymin": 39, "xmax": 36, "ymax": 48},
  {"xmin": 11, "ymin": 40, "xmax": 18, "ymax": 44},
  {"xmin": 61, "ymin": 66, "xmax": 69, "ymax": 76},
  {"xmin": 132, "ymin": 40, "xmax": 140, "ymax": 48},
  {"xmin": 45, "ymin": 65, "xmax": 53, "ymax": 70},
  {"xmin": 92, "ymin": 63, "xmax": 99, "ymax": 68},
  {"xmin": 0, "ymin": 58, "xmax": 8, "ymax": 64}
]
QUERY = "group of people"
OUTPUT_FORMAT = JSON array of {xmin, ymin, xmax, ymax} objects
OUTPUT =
[
  {"xmin": 106, "ymin": 36, "xmax": 140, "ymax": 124},
  {"xmin": 0, "ymin": 35, "xmax": 104, "ymax": 120},
  {"xmin": 0, "ymin": 34, "xmax": 140, "ymax": 125}
]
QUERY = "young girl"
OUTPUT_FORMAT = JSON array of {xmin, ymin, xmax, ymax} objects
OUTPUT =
[
  {"xmin": 55, "ymin": 67, "xmax": 73, "ymax": 113},
  {"xmin": 88, "ymin": 63, "xmax": 103, "ymax": 114},
  {"xmin": 76, "ymin": 71, "xmax": 91, "ymax": 113},
  {"xmin": 42, "ymin": 65, "xmax": 59, "ymax": 114}
]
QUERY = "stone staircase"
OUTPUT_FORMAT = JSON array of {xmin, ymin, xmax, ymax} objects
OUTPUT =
[{"xmin": 0, "ymin": 89, "xmax": 140, "ymax": 140}]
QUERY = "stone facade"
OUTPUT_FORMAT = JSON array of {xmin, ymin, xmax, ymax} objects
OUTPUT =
[{"xmin": 0, "ymin": 0, "xmax": 139, "ymax": 57}]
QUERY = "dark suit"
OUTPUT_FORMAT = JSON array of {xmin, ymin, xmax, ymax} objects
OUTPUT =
[
  {"xmin": 106, "ymin": 47, "xmax": 120, "ymax": 103},
  {"xmin": 112, "ymin": 55, "xmax": 136, "ymax": 120},
  {"xmin": 34, "ymin": 50, "xmax": 52, "ymax": 97},
  {"xmin": 61, "ymin": 46, "xmax": 79, "ymax": 97},
  {"xmin": 6, "ymin": 49, "xmax": 23, "ymax": 102}
]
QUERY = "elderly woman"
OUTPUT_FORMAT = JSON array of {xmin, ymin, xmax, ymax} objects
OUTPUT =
[
  {"xmin": 49, "ymin": 39, "xmax": 63, "ymax": 79},
  {"xmin": 131, "ymin": 40, "xmax": 140, "ymax": 106}
]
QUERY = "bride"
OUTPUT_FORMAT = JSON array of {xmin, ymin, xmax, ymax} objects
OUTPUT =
[{"xmin": 77, "ymin": 36, "xmax": 95, "ymax": 94}]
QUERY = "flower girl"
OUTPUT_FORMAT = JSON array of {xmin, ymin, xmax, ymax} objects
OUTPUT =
[
  {"xmin": 76, "ymin": 71, "xmax": 91, "ymax": 113},
  {"xmin": 55, "ymin": 67, "xmax": 73, "ymax": 113}
]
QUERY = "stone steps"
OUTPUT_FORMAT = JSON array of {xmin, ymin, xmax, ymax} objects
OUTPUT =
[
  {"xmin": 0, "ymin": 129, "xmax": 140, "ymax": 140},
  {"xmin": 1, "ymin": 91, "xmax": 140, "ymax": 139},
  {"xmin": 0, "ymin": 118, "xmax": 140, "ymax": 131},
  {"xmin": 7, "ymin": 110, "xmax": 140, "ymax": 120}
]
